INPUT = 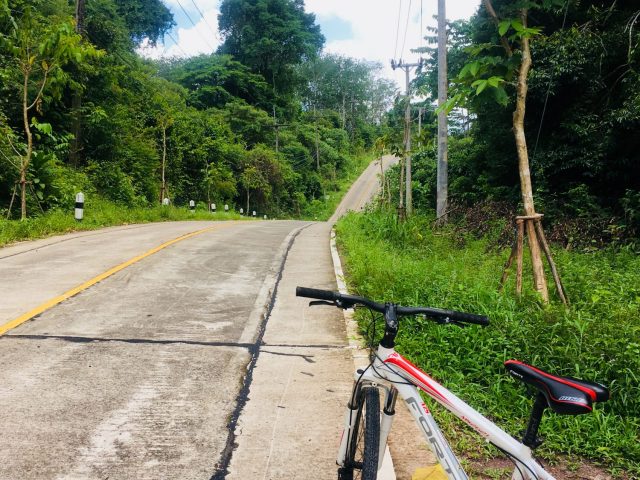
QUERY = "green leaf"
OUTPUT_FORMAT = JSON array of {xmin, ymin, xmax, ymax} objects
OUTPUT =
[
  {"xmin": 469, "ymin": 61, "xmax": 480, "ymax": 77},
  {"xmin": 498, "ymin": 20, "xmax": 510, "ymax": 37},
  {"xmin": 511, "ymin": 20, "xmax": 524, "ymax": 32},
  {"xmin": 458, "ymin": 63, "xmax": 471, "ymax": 79},
  {"xmin": 33, "ymin": 122, "xmax": 53, "ymax": 135},
  {"xmin": 487, "ymin": 76, "xmax": 503, "ymax": 88},
  {"xmin": 493, "ymin": 86, "xmax": 509, "ymax": 106}
]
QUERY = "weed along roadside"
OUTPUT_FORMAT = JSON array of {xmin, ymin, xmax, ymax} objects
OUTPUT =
[
  {"xmin": 0, "ymin": 198, "xmax": 255, "ymax": 248},
  {"xmin": 0, "ymin": 153, "xmax": 374, "ymax": 249},
  {"xmin": 334, "ymin": 208, "xmax": 640, "ymax": 477}
]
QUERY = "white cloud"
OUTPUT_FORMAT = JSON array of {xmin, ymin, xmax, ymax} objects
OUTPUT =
[
  {"xmin": 138, "ymin": 3, "xmax": 220, "ymax": 59},
  {"xmin": 305, "ymin": 0, "xmax": 481, "ymax": 89},
  {"xmin": 139, "ymin": 0, "xmax": 480, "ymax": 90}
]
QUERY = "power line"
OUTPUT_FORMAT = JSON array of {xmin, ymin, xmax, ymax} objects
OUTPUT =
[
  {"xmin": 400, "ymin": 0, "xmax": 412, "ymax": 60},
  {"xmin": 166, "ymin": 31, "xmax": 189, "ymax": 57},
  {"xmin": 175, "ymin": 0, "xmax": 215, "ymax": 51},
  {"xmin": 419, "ymin": 0, "xmax": 423, "ymax": 51},
  {"xmin": 531, "ymin": 0, "xmax": 570, "ymax": 163},
  {"xmin": 189, "ymin": 0, "xmax": 219, "ymax": 43},
  {"xmin": 393, "ymin": 0, "xmax": 403, "ymax": 60}
]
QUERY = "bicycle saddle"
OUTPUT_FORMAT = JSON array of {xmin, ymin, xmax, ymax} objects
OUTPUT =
[{"xmin": 505, "ymin": 360, "xmax": 609, "ymax": 415}]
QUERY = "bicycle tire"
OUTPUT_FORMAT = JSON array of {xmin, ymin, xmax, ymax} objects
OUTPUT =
[{"xmin": 339, "ymin": 387, "xmax": 380, "ymax": 480}]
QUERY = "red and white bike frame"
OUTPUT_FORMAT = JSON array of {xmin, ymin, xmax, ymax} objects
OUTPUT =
[{"xmin": 337, "ymin": 345, "xmax": 555, "ymax": 480}]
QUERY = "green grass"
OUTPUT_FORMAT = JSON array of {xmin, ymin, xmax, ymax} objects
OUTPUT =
[
  {"xmin": 301, "ymin": 152, "xmax": 375, "ymax": 221},
  {"xmin": 0, "ymin": 197, "xmax": 245, "ymax": 248},
  {"xmin": 335, "ymin": 208, "xmax": 640, "ymax": 475}
]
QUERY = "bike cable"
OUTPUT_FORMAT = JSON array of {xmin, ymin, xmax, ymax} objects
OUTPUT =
[{"xmin": 492, "ymin": 443, "xmax": 540, "ymax": 480}]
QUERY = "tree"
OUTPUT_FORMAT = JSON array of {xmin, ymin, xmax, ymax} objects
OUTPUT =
[
  {"xmin": 446, "ymin": 0, "xmax": 568, "ymax": 303},
  {"xmin": 160, "ymin": 54, "xmax": 270, "ymax": 110},
  {"xmin": 150, "ymin": 78, "xmax": 185, "ymax": 203},
  {"xmin": 0, "ymin": 2, "xmax": 100, "ymax": 219},
  {"xmin": 218, "ymin": 0, "xmax": 324, "ymax": 101}
]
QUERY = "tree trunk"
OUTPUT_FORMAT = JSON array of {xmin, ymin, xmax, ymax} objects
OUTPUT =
[
  {"xmin": 246, "ymin": 189, "xmax": 250, "ymax": 215},
  {"xmin": 21, "ymin": 68, "xmax": 33, "ymax": 221},
  {"xmin": 513, "ymin": 9, "xmax": 548, "ymax": 302},
  {"xmin": 404, "ymin": 67, "xmax": 412, "ymax": 216},
  {"xmin": 160, "ymin": 125, "xmax": 167, "ymax": 202},
  {"xmin": 69, "ymin": 0, "xmax": 86, "ymax": 167},
  {"xmin": 436, "ymin": 0, "xmax": 449, "ymax": 222}
]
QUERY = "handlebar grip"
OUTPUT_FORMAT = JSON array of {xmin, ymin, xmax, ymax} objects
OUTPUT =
[
  {"xmin": 444, "ymin": 310, "xmax": 489, "ymax": 326},
  {"xmin": 296, "ymin": 286, "xmax": 338, "ymax": 302}
]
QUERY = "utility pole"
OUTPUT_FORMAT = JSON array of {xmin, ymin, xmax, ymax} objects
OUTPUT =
[
  {"xmin": 314, "ymin": 104, "xmax": 320, "ymax": 171},
  {"xmin": 391, "ymin": 58, "xmax": 422, "ymax": 217},
  {"xmin": 437, "ymin": 0, "xmax": 449, "ymax": 222},
  {"xmin": 272, "ymin": 106, "xmax": 288, "ymax": 154}
]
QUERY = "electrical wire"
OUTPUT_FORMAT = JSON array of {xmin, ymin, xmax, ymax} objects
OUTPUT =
[
  {"xmin": 531, "ymin": 0, "xmax": 571, "ymax": 164},
  {"xmin": 400, "ymin": 0, "xmax": 413, "ymax": 60},
  {"xmin": 166, "ymin": 31, "xmax": 189, "ymax": 57},
  {"xmin": 175, "ymin": 0, "xmax": 215, "ymax": 51},
  {"xmin": 394, "ymin": 0, "xmax": 403, "ymax": 60},
  {"xmin": 419, "ymin": 0, "xmax": 423, "ymax": 52},
  {"xmin": 189, "ymin": 0, "xmax": 220, "ymax": 42}
]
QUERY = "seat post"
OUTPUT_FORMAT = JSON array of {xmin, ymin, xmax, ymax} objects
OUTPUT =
[{"xmin": 522, "ymin": 393, "xmax": 546, "ymax": 449}]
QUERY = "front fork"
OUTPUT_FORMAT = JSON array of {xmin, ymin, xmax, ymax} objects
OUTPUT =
[
  {"xmin": 337, "ymin": 377, "xmax": 399, "ymax": 471},
  {"xmin": 378, "ymin": 386, "xmax": 398, "ymax": 470}
]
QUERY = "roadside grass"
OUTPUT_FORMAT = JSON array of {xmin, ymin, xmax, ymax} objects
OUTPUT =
[
  {"xmin": 335, "ymin": 208, "xmax": 640, "ymax": 476},
  {"xmin": 0, "ymin": 153, "xmax": 375, "ymax": 247},
  {"xmin": 301, "ymin": 152, "xmax": 375, "ymax": 221},
  {"xmin": 0, "ymin": 198, "xmax": 245, "ymax": 248}
]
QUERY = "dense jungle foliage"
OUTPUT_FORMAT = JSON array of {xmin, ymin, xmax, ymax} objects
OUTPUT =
[
  {"xmin": 0, "ymin": 0, "xmax": 395, "ymax": 221},
  {"xmin": 393, "ymin": 0, "xmax": 640, "ymax": 244}
]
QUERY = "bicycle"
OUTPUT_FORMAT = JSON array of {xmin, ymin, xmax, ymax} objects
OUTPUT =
[{"xmin": 296, "ymin": 287, "xmax": 610, "ymax": 480}]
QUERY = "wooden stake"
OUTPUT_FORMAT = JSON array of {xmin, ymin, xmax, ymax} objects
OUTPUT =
[
  {"xmin": 6, "ymin": 183, "xmax": 17, "ymax": 219},
  {"xmin": 500, "ymin": 226, "xmax": 518, "ymax": 289},
  {"xmin": 516, "ymin": 219, "xmax": 524, "ymax": 296},
  {"xmin": 534, "ymin": 219, "xmax": 569, "ymax": 306}
]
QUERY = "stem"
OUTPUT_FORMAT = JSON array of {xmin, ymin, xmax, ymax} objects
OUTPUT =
[{"xmin": 21, "ymin": 65, "xmax": 33, "ymax": 220}]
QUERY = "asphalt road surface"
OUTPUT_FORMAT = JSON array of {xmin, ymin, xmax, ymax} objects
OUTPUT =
[{"xmin": 0, "ymin": 156, "xmax": 396, "ymax": 479}]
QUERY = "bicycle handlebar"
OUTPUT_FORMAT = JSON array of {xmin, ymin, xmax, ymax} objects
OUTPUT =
[{"xmin": 296, "ymin": 286, "xmax": 489, "ymax": 326}]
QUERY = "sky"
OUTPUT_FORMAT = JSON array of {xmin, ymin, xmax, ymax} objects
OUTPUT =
[{"xmin": 138, "ymin": 0, "xmax": 482, "ymax": 88}]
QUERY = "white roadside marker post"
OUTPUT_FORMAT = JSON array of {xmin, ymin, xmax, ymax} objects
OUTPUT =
[
  {"xmin": 189, "ymin": 200, "xmax": 195, "ymax": 213},
  {"xmin": 224, "ymin": 204, "xmax": 229, "ymax": 213},
  {"xmin": 75, "ymin": 192, "xmax": 84, "ymax": 221},
  {"xmin": 263, "ymin": 214, "xmax": 267, "ymax": 220},
  {"xmin": 252, "ymin": 211, "xmax": 256, "ymax": 218},
  {"xmin": 240, "ymin": 208, "xmax": 244, "ymax": 215},
  {"xmin": 162, "ymin": 197, "xmax": 170, "ymax": 206},
  {"xmin": 211, "ymin": 203, "xmax": 216, "ymax": 213}
]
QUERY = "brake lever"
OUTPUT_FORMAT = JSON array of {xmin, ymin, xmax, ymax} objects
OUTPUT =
[
  {"xmin": 308, "ymin": 300, "xmax": 335, "ymax": 307},
  {"xmin": 435, "ymin": 316, "xmax": 467, "ymax": 328},
  {"xmin": 336, "ymin": 299, "xmax": 356, "ymax": 310}
]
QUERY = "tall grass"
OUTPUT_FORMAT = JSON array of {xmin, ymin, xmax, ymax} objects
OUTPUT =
[
  {"xmin": 336, "ymin": 208, "xmax": 639, "ymax": 475},
  {"xmin": 0, "ymin": 198, "xmax": 245, "ymax": 247}
]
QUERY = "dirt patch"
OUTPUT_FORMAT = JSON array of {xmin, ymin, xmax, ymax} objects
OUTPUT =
[{"xmin": 465, "ymin": 455, "xmax": 628, "ymax": 480}]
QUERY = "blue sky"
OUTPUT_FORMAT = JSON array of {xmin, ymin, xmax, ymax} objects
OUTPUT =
[{"xmin": 139, "ymin": 0, "xmax": 482, "ymax": 86}]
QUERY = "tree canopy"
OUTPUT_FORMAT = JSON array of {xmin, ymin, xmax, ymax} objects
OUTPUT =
[{"xmin": 0, "ymin": 0, "xmax": 394, "ymax": 220}]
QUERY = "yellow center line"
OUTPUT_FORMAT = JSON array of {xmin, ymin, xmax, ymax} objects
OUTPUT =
[{"xmin": 0, "ymin": 222, "xmax": 236, "ymax": 336}]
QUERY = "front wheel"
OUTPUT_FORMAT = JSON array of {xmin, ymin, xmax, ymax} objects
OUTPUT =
[{"xmin": 339, "ymin": 386, "xmax": 380, "ymax": 480}]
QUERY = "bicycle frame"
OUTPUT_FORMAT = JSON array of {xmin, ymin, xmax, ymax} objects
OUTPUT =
[{"xmin": 338, "ymin": 344, "xmax": 555, "ymax": 480}]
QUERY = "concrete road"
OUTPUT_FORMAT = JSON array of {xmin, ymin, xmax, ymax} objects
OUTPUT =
[
  {"xmin": 0, "ymin": 220, "xmax": 308, "ymax": 479},
  {"xmin": 0, "ymin": 155, "xmax": 398, "ymax": 480}
]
